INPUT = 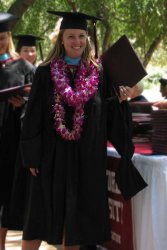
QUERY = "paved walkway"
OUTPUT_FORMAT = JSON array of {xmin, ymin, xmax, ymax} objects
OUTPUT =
[{"xmin": 6, "ymin": 230, "xmax": 59, "ymax": 250}]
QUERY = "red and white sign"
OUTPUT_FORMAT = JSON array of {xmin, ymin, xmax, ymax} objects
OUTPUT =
[{"xmin": 105, "ymin": 156, "xmax": 134, "ymax": 250}]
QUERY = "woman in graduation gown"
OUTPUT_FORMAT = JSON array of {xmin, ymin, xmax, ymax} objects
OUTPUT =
[
  {"xmin": 0, "ymin": 12, "xmax": 35, "ymax": 250},
  {"xmin": 19, "ymin": 11, "xmax": 147, "ymax": 250}
]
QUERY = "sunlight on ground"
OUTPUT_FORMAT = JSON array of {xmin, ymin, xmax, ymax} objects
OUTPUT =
[{"xmin": 6, "ymin": 231, "xmax": 60, "ymax": 250}]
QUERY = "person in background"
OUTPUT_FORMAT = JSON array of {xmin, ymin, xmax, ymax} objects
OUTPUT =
[
  {"xmin": 0, "ymin": 12, "xmax": 35, "ymax": 250},
  {"xmin": 128, "ymin": 81, "xmax": 152, "ymax": 113},
  {"xmin": 14, "ymin": 34, "xmax": 43, "ymax": 65},
  {"xmin": 14, "ymin": 35, "xmax": 43, "ymax": 122},
  {"xmin": 153, "ymin": 99, "xmax": 167, "ymax": 109},
  {"xmin": 152, "ymin": 75, "xmax": 167, "ymax": 109},
  {"xmin": 159, "ymin": 77, "xmax": 167, "ymax": 99},
  {"xmin": 17, "ymin": 10, "xmax": 146, "ymax": 250}
]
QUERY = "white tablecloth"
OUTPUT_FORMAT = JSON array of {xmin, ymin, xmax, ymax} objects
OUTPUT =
[{"xmin": 107, "ymin": 147, "xmax": 167, "ymax": 250}]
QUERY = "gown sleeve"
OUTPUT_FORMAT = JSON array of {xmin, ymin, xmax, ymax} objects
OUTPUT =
[
  {"xmin": 20, "ymin": 66, "xmax": 44, "ymax": 168},
  {"xmin": 106, "ymin": 79, "xmax": 148, "ymax": 200},
  {"xmin": 24, "ymin": 61, "xmax": 36, "ymax": 85}
]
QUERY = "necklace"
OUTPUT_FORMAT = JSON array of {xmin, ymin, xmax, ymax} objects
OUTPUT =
[{"xmin": 51, "ymin": 58, "xmax": 100, "ymax": 140}]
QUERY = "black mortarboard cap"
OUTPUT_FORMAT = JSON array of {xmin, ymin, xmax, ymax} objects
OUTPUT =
[
  {"xmin": 0, "ymin": 12, "xmax": 18, "ymax": 32},
  {"xmin": 14, "ymin": 34, "xmax": 43, "ymax": 47},
  {"xmin": 47, "ymin": 10, "xmax": 101, "ymax": 58},
  {"xmin": 47, "ymin": 11, "xmax": 100, "ymax": 30},
  {"xmin": 14, "ymin": 34, "xmax": 44, "ymax": 61}
]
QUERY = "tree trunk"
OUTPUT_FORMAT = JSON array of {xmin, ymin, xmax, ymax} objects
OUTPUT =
[
  {"xmin": 143, "ymin": 32, "xmax": 167, "ymax": 67},
  {"xmin": 66, "ymin": 0, "xmax": 77, "ymax": 11},
  {"xmin": 8, "ymin": 0, "xmax": 36, "ymax": 29},
  {"xmin": 102, "ymin": 22, "xmax": 112, "ymax": 53}
]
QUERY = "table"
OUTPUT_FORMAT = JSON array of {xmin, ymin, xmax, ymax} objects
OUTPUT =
[
  {"xmin": 132, "ymin": 153, "xmax": 167, "ymax": 250},
  {"xmin": 106, "ymin": 145, "xmax": 167, "ymax": 250}
]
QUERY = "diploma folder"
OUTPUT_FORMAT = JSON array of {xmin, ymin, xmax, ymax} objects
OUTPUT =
[
  {"xmin": 101, "ymin": 35, "xmax": 147, "ymax": 87},
  {"xmin": 0, "ymin": 83, "xmax": 32, "ymax": 102}
]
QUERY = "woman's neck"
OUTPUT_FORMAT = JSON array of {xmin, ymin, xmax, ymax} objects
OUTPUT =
[{"xmin": 64, "ymin": 55, "xmax": 81, "ymax": 65}]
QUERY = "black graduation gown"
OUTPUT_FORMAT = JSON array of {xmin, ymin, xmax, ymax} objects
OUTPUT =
[
  {"xmin": 19, "ymin": 63, "xmax": 147, "ymax": 245},
  {"xmin": 0, "ymin": 58, "xmax": 35, "ymax": 228}
]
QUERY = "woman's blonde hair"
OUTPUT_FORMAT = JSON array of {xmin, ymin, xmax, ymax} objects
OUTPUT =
[
  {"xmin": 7, "ymin": 32, "xmax": 19, "ymax": 59},
  {"xmin": 42, "ymin": 29, "xmax": 98, "ymax": 67}
]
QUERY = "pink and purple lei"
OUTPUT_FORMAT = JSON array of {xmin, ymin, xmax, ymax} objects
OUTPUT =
[{"xmin": 51, "ymin": 58, "xmax": 100, "ymax": 141}]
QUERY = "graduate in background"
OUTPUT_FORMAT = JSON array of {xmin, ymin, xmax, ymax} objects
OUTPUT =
[
  {"xmin": 153, "ymin": 76, "xmax": 167, "ymax": 108},
  {"xmin": 14, "ymin": 34, "xmax": 43, "ymax": 65},
  {"xmin": 0, "ymin": 12, "xmax": 35, "ymax": 250},
  {"xmin": 128, "ymin": 81, "xmax": 152, "ymax": 113},
  {"xmin": 14, "ymin": 34, "xmax": 43, "ymax": 121},
  {"xmin": 159, "ymin": 77, "xmax": 167, "ymax": 99}
]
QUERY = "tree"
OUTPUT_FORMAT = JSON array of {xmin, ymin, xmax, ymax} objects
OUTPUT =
[
  {"xmin": 2, "ymin": 0, "xmax": 167, "ymax": 67},
  {"xmin": 8, "ymin": 0, "xmax": 36, "ymax": 21},
  {"xmin": 0, "ymin": 0, "xmax": 36, "ymax": 29}
]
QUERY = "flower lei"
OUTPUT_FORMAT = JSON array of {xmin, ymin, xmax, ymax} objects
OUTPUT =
[{"xmin": 51, "ymin": 58, "xmax": 100, "ymax": 141}]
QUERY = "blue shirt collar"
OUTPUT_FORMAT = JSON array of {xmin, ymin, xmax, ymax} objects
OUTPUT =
[
  {"xmin": 0, "ymin": 53, "xmax": 11, "ymax": 61},
  {"xmin": 64, "ymin": 55, "xmax": 81, "ymax": 65}
]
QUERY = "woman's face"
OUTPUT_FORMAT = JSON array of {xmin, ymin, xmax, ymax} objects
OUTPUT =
[
  {"xmin": 62, "ymin": 29, "xmax": 87, "ymax": 58},
  {"xmin": 19, "ymin": 46, "xmax": 37, "ymax": 64},
  {"xmin": 0, "ymin": 32, "xmax": 9, "ymax": 55}
]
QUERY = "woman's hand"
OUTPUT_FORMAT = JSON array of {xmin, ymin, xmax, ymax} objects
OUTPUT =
[
  {"xmin": 8, "ymin": 95, "xmax": 25, "ymax": 107},
  {"xmin": 119, "ymin": 86, "xmax": 133, "ymax": 102},
  {"xmin": 30, "ymin": 168, "xmax": 39, "ymax": 176},
  {"xmin": 153, "ymin": 100, "xmax": 167, "ymax": 109},
  {"xmin": 24, "ymin": 86, "xmax": 31, "ymax": 93}
]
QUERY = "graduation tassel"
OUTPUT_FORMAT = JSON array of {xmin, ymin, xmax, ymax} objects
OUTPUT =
[
  {"xmin": 38, "ymin": 42, "xmax": 44, "ymax": 61},
  {"xmin": 92, "ymin": 20, "xmax": 98, "ymax": 58}
]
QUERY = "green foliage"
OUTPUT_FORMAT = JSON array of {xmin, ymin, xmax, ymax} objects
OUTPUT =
[
  {"xmin": 0, "ymin": 0, "xmax": 15, "ymax": 10},
  {"xmin": 2, "ymin": 0, "xmax": 167, "ymax": 70},
  {"xmin": 12, "ymin": 0, "xmax": 70, "ymax": 58},
  {"xmin": 121, "ymin": 0, "xmax": 166, "ymax": 54},
  {"xmin": 143, "ymin": 72, "xmax": 162, "ymax": 89}
]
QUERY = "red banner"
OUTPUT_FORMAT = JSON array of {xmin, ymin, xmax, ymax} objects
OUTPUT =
[{"xmin": 104, "ymin": 156, "xmax": 134, "ymax": 250}]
